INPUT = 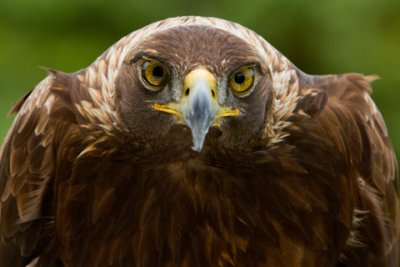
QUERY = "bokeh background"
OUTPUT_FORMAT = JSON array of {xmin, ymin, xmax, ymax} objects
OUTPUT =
[{"xmin": 0, "ymin": 0, "xmax": 399, "ymax": 160}]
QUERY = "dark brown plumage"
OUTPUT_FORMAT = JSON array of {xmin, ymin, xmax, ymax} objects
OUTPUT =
[{"xmin": 0, "ymin": 16, "xmax": 398, "ymax": 267}]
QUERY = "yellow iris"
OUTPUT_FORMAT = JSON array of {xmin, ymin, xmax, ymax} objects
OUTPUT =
[
  {"xmin": 142, "ymin": 60, "xmax": 169, "ymax": 89},
  {"xmin": 229, "ymin": 65, "xmax": 255, "ymax": 94}
]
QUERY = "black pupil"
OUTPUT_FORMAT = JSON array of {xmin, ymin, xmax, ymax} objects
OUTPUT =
[
  {"xmin": 152, "ymin": 66, "xmax": 164, "ymax": 78},
  {"xmin": 234, "ymin": 72, "xmax": 246, "ymax": 84}
]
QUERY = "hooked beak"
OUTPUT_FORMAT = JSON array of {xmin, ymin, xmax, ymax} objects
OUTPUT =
[{"xmin": 153, "ymin": 68, "xmax": 240, "ymax": 151}]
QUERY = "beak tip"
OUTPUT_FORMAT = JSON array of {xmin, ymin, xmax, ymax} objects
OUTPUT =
[
  {"xmin": 191, "ymin": 145, "xmax": 202, "ymax": 152},
  {"xmin": 191, "ymin": 131, "xmax": 207, "ymax": 152}
]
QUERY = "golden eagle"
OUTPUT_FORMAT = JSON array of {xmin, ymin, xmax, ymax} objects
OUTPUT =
[{"xmin": 0, "ymin": 16, "xmax": 398, "ymax": 267}]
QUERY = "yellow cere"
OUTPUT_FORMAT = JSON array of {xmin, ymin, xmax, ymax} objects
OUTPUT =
[
  {"xmin": 142, "ymin": 60, "xmax": 169, "ymax": 88},
  {"xmin": 229, "ymin": 65, "xmax": 255, "ymax": 93},
  {"xmin": 183, "ymin": 68, "xmax": 217, "ymax": 98}
]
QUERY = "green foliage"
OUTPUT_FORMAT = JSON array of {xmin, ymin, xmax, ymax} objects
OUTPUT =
[{"xmin": 1, "ymin": 0, "xmax": 399, "ymax": 158}]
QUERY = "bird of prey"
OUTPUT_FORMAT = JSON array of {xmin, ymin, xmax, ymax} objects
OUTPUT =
[{"xmin": 0, "ymin": 16, "xmax": 398, "ymax": 267}]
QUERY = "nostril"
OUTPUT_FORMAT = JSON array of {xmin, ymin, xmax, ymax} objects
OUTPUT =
[
  {"xmin": 185, "ymin": 88, "xmax": 190, "ymax": 96},
  {"xmin": 211, "ymin": 90, "xmax": 215, "ymax": 98}
]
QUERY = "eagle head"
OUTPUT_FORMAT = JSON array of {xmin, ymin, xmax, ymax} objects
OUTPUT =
[{"xmin": 114, "ymin": 25, "xmax": 274, "ymax": 152}]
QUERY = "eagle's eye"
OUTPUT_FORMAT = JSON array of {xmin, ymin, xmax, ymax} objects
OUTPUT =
[
  {"xmin": 229, "ymin": 65, "xmax": 255, "ymax": 95},
  {"xmin": 141, "ymin": 59, "xmax": 169, "ymax": 90}
]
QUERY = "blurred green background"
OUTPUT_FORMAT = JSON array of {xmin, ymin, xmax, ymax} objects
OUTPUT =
[{"xmin": 0, "ymin": 0, "xmax": 399, "ymax": 160}]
